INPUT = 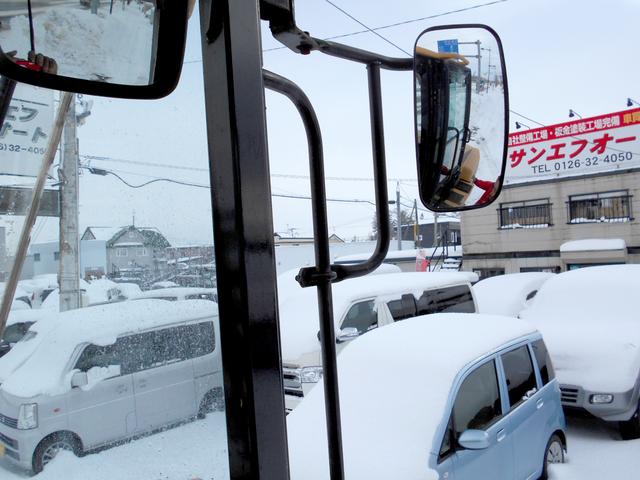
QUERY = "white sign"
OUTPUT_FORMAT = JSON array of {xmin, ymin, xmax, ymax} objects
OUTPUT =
[
  {"xmin": 506, "ymin": 108, "xmax": 640, "ymax": 183},
  {"xmin": 0, "ymin": 83, "xmax": 55, "ymax": 176}
]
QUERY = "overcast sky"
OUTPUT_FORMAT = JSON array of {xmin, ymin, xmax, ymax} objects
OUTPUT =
[{"xmin": 17, "ymin": 0, "xmax": 640, "ymax": 246}]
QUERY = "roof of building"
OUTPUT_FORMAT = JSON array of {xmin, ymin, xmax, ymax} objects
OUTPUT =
[{"xmin": 82, "ymin": 226, "xmax": 171, "ymax": 249}]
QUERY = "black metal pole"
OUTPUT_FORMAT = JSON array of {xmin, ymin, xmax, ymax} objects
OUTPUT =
[
  {"xmin": 0, "ymin": 77, "xmax": 17, "ymax": 125},
  {"xmin": 199, "ymin": 1, "xmax": 289, "ymax": 479},
  {"xmin": 263, "ymin": 69, "xmax": 345, "ymax": 480},
  {"xmin": 27, "ymin": 0, "xmax": 35, "ymax": 52}
]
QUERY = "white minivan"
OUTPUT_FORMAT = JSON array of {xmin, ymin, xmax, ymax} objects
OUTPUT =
[
  {"xmin": 280, "ymin": 271, "xmax": 478, "ymax": 411},
  {"xmin": 0, "ymin": 300, "xmax": 223, "ymax": 473}
]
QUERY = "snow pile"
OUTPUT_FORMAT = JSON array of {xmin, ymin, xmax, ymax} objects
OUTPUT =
[
  {"xmin": 279, "ymin": 272, "xmax": 477, "ymax": 362},
  {"xmin": 560, "ymin": 238, "xmax": 626, "ymax": 253},
  {"xmin": 0, "ymin": 300, "xmax": 218, "ymax": 398},
  {"xmin": 287, "ymin": 314, "xmax": 536, "ymax": 480},
  {"xmin": 520, "ymin": 265, "xmax": 640, "ymax": 391},
  {"xmin": 0, "ymin": 5, "xmax": 154, "ymax": 85},
  {"xmin": 473, "ymin": 272, "xmax": 554, "ymax": 316}
]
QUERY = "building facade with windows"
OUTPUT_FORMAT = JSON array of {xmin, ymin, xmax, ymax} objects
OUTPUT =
[{"xmin": 460, "ymin": 168, "xmax": 640, "ymax": 279}]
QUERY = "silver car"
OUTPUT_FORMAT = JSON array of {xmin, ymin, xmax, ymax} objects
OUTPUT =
[{"xmin": 0, "ymin": 299, "xmax": 223, "ymax": 473}]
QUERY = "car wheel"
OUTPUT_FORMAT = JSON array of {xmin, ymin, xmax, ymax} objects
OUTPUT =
[
  {"xmin": 540, "ymin": 433, "xmax": 564, "ymax": 480},
  {"xmin": 198, "ymin": 387, "xmax": 225, "ymax": 419},
  {"xmin": 619, "ymin": 400, "xmax": 640, "ymax": 440},
  {"xmin": 32, "ymin": 433, "xmax": 81, "ymax": 473}
]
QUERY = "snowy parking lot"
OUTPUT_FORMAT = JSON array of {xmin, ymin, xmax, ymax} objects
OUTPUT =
[{"xmin": 2, "ymin": 410, "xmax": 638, "ymax": 479}]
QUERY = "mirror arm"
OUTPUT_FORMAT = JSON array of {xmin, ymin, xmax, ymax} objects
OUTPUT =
[{"xmin": 316, "ymin": 39, "xmax": 413, "ymax": 71}]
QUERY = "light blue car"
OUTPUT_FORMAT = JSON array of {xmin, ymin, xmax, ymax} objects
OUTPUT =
[{"xmin": 287, "ymin": 314, "xmax": 566, "ymax": 480}]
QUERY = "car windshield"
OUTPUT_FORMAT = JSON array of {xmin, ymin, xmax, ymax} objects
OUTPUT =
[{"xmin": 0, "ymin": 1, "xmax": 637, "ymax": 479}]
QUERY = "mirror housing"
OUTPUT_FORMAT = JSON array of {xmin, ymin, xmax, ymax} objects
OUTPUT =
[
  {"xmin": 414, "ymin": 25, "xmax": 509, "ymax": 212},
  {"xmin": 458, "ymin": 429, "xmax": 490, "ymax": 450},
  {"xmin": 71, "ymin": 371, "xmax": 88, "ymax": 388},
  {"xmin": 337, "ymin": 327, "xmax": 359, "ymax": 343},
  {"xmin": 0, "ymin": 1, "xmax": 189, "ymax": 99}
]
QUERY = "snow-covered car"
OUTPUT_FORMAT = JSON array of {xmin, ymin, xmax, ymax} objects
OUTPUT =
[
  {"xmin": 280, "ymin": 271, "xmax": 478, "ymax": 411},
  {"xmin": 0, "ymin": 300, "xmax": 223, "ymax": 473},
  {"xmin": 520, "ymin": 265, "xmax": 640, "ymax": 439},
  {"xmin": 0, "ymin": 310, "xmax": 57, "ymax": 358},
  {"xmin": 287, "ymin": 314, "xmax": 566, "ymax": 480},
  {"xmin": 133, "ymin": 287, "xmax": 217, "ymax": 302},
  {"xmin": 473, "ymin": 272, "xmax": 554, "ymax": 317}
]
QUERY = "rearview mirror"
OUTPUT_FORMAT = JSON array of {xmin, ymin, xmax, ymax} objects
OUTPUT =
[
  {"xmin": 336, "ymin": 327, "xmax": 359, "ymax": 343},
  {"xmin": 0, "ymin": 1, "xmax": 189, "ymax": 99},
  {"xmin": 71, "ymin": 371, "xmax": 88, "ymax": 388},
  {"xmin": 458, "ymin": 429, "xmax": 490, "ymax": 450},
  {"xmin": 414, "ymin": 25, "xmax": 508, "ymax": 212}
]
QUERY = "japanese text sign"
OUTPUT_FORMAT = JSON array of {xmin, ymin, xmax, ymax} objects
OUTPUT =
[
  {"xmin": 506, "ymin": 108, "xmax": 640, "ymax": 183},
  {"xmin": 0, "ymin": 83, "xmax": 54, "ymax": 177}
]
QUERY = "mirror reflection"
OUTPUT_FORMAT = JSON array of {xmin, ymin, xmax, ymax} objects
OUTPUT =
[
  {"xmin": 0, "ymin": 0, "xmax": 158, "ymax": 85},
  {"xmin": 414, "ymin": 26, "xmax": 507, "ymax": 211}
]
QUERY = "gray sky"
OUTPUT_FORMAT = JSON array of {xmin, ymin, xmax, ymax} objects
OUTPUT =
[{"xmin": 28, "ymin": 0, "xmax": 639, "ymax": 246}]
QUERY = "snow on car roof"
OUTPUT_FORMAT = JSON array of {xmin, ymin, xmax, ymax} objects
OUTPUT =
[
  {"xmin": 279, "ymin": 272, "xmax": 477, "ymax": 361},
  {"xmin": 134, "ymin": 287, "xmax": 217, "ymax": 300},
  {"xmin": 520, "ymin": 265, "xmax": 640, "ymax": 392},
  {"xmin": 0, "ymin": 300, "xmax": 218, "ymax": 398},
  {"xmin": 287, "ymin": 313, "xmax": 536, "ymax": 480},
  {"xmin": 473, "ymin": 272, "xmax": 554, "ymax": 316}
]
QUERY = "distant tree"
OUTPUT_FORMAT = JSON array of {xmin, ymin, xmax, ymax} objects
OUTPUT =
[{"xmin": 370, "ymin": 209, "xmax": 413, "ymax": 240}]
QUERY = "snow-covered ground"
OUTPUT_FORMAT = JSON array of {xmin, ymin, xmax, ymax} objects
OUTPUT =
[{"xmin": 1, "ymin": 409, "xmax": 637, "ymax": 479}]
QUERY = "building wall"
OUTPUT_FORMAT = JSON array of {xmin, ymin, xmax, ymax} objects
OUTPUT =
[
  {"xmin": 107, "ymin": 229, "xmax": 157, "ymax": 272},
  {"xmin": 80, "ymin": 240, "xmax": 108, "ymax": 278},
  {"xmin": 460, "ymin": 169, "xmax": 640, "ymax": 275},
  {"xmin": 30, "ymin": 241, "xmax": 59, "ymax": 276}
]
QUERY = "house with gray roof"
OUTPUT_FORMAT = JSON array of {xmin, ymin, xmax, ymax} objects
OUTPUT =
[{"xmin": 81, "ymin": 225, "xmax": 171, "ymax": 283}]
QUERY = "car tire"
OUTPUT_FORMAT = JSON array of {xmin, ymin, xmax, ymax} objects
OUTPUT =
[
  {"xmin": 540, "ymin": 433, "xmax": 564, "ymax": 480},
  {"xmin": 197, "ymin": 387, "xmax": 225, "ymax": 419},
  {"xmin": 32, "ymin": 432, "xmax": 81, "ymax": 474},
  {"xmin": 619, "ymin": 400, "xmax": 640, "ymax": 440}
]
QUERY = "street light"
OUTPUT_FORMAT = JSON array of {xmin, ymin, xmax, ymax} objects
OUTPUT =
[
  {"xmin": 569, "ymin": 109, "xmax": 582, "ymax": 119},
  {"xmin": 628, "ymin": 98, "xmax": 639, "ymax": 107},
  {"xmin": 515, "ymin": 121, "xmax": 531, "ymax": 130}
]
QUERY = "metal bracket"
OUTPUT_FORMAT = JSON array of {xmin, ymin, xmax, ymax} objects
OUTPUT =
[{"xmin": 296, "ymin": 266, "xmax": 337, "ymax": 287}]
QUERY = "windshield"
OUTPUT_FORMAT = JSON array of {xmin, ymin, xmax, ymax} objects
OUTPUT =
[
  {"xmin": 1, "ymin": 322, "xmax": 32, "ymax": 344},
  {"xmin": 442, "ymin": 62, "xmax": 470, "ymax": 172}
]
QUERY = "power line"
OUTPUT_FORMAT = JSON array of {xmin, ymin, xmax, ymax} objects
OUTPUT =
[{"xmin": 324, "ymin": 0, "xmax": 410, "ymax": 57}]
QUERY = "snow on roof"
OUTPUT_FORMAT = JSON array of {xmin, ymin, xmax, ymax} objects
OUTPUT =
[
  {"xmin": 519, "ymin": 265, "xmax": 640, "ymax": 391},
  {"xmin": 279, "ymin": 272, "xmax": 476, "ymax": 361},
  {"xmin": 134, "ymin": 287, "xmax": 217, "ymax": 300},
  {"xmin": 287, "ymin": 314, "xmax": 536, "ymax": 480},
  {"xmin": 83, "ymin": 226, "xmax": 124, "ymax": 242},
  {"xmin": 6, "ymin": 308, "xmax": 56, "ymax": 328},
  {"xmin": 473, "ymin": 272, "xmax": 554, "ymax": 316},
  {"xmin": 0, "ymin": 300, "xmax": 218, "ymax": 398},
  {"xmin": 560, "ymin": 238, "xmax": 626, "ymax": 252}
]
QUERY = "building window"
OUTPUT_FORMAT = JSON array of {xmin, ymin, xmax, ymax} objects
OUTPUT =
[
  {"xmin": 116, "ymin": 248, "xmax": 128, "ymax": 257},
  {"xmin": 497, "ymin": 199, "xmax": 552, "ymax": 229},
  {"xmin": 53, "ymin": 251, "xmax": 60, "ymax": 261},
  {"xmin": 519, "ymin": 266, "xmax": 561, "ymax": 274},
  {"xmin": 137, "ymin": 247, "xmax": 148, "ymax": 256},
  {"xmin": 567, "ymin": 190, "xmax": 633, "ymax": 224},
  {"xmin": 472, "ymin": 268, "xmax": 505, "ymax": 280},
  {"xmin": 33, "ymin": 253, "xmax": 41, "ymax": 262}
]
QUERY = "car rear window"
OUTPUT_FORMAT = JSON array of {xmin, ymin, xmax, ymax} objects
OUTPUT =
[
  {"xmin": 417, "ymin": 284, "xmax": 475, "ymax": 315},
  {"xmin": 501, "ymin": 345, "xmax": 537, "ymax": 409},
  {"xmin": 531, "ymin": 339, "xmax": 555, "ymax": 386}
]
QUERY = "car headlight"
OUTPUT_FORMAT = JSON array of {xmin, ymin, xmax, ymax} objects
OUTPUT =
[
  {"xmin": 589, "ymin": 394, "xmax": 614, "ymax": 404},
  {"xmin": 300, "ymin": 366, "xmax": 323, "ymax": 383},
  {"xmin": 17, "ymin": 403, "xmax": 38, "ymax": 430}
]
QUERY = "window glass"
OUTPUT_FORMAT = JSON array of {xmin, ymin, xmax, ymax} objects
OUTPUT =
[
  {"xmin": 341, "ymin": 300, "xmax": 377, "ymax": 335},
  {"xmin": 438, "ymin": 416, "xmax": 455, "ymax": 461},
  {"xmin": 417, "ymin": 285, "xmax": 475, "ymax": 315},
  {"xmin": 531, "ymin": 339, "xmax": 555, "ymax": 385},
  {"xmin": 501, "ymin": 346, "xmax": 537, "ymax": 409},
  {"xmin": 453, "ymin": 360, "xmax": 502, "ymax": 436},
  {"xmin": 190, "ymin": 321, "xmax": 216, "ymax": 357},
  {"xmin": 75, "ymin": 343, "xmax": 121, "ymax": 372},
  {"xmin": 185, "ymin": 293, "xmax": 216, "ymax": 301},
  {"xmin": 387, "ymin": 294, "xmax": 417, "ymax": 321},
  {"xmin": 2, "ymin": 322, "xmax": 34, "ymax": 344}
]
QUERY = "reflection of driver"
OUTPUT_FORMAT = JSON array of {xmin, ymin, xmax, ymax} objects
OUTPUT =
[
  {"xmin": 473, "ymin": 177, "xmax": 501, "ymax": 205},
  {"xmin": 7, "ymin": 50, "xmax": 57, "ymax": 74}
]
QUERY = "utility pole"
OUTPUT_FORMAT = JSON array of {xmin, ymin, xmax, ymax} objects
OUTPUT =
[
  {"xmin": 459, "ymin": 40, "xmax": 482, "ymax": 92},
  {"xmin": 59, "ymin": 95, "xmax": 81, "ymax": 312},
  {"xmin": 396, "ymin": 182, "xmax": 401, "ymax": 250},
  {"xmin": 413, "ymin": 199, "xmax": 419, "ymax": 248}
]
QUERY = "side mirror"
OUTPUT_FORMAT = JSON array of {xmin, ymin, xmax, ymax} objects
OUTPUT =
[
  {"xmin": 458, "ymin": 429, "xmax": 490, "ymax": 450},
  {"xmin": 0, "ymin": 2, "xmax": 189, "ymax": 99},
  {"xmin": 337, "ymin": 327, "xmax": 359, "ymax": 343},
  {"xmin": 71, "ymin": 371, "xmax": 88, "ymax": 388},
  {"xmin": 414, "ymin": 25, "xmax": 508, "ymax": 212}
]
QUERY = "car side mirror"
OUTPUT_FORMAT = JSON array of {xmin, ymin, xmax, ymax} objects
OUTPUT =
[
  {"xmin": 458, "ymin": 429, "xmax": 490, "ymax": 450},
  {"xmin": 414, "ymin": 25, "xmax": 508, "ymax": 212},
  {"xmin": 336, "ymin": 327, "xmax": 359, "ymax": 343},
  {"xmin": 0, "ymin": 1, "xmax": 189, "ymax": 99},
  {"xmin": 71, "ymin": 371, "xmax": 88, "ymax": 388}
]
